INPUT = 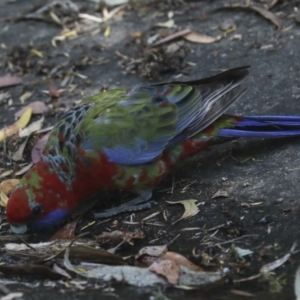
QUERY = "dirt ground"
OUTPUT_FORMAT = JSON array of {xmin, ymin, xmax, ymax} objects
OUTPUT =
[{"xmin": 1, "ymin": 0, "xmax": 300, "ymax": 299}]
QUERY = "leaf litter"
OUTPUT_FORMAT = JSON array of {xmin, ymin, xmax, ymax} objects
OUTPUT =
[{"xmin": 0, "ymin": 0, "xmax": 298, "ymax": 296}]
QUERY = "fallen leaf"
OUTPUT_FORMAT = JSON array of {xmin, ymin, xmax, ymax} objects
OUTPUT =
[
  {"xmin": 15, "ymin": 163, "xmax": 33, "ymax": 176},
  {"xmin": 19, "ymin": 91, "xmax": 32, "ymax": 103},
  {"xmin": 19, "ymin": 116, "xmax": 44, "ymax": 138},
  {"xmin": 52, "ymin": 263, "xmax": 71, "ymax": 279},
  {"xmin": 167, "ymin": 199, "xmax": 199, "ymax": 224},
  {"xmin": 103, "ymin": 0, "xmax": 129, "ymax": 6},
  {"xmin": 161, "ymin": 252, "xmax": 203, "ymax": 271},
  {"xmin": 136, "ymin": 245, "xmax": 168, "ymax": 258},
  {"xmin": 0, "ymin": 170, "xmax": 14, "ymax": 179},
  {"xmin": 0, "ymin": 107, "xmax": 32, "ymax": 142},
  {"xmin": 104, "ymin": 26, "xmax": 111, "ymax": 37},
  {"xmin": 11, "ymin": 136, "xmax": 30, "ymax": 161},
  {"xmin": 156, "ymin": 19, "xmax": 175, "ymax": 28},
  {"xmin": 183, "ymin": 31, "xmax": 220, "ymax": 44},
  {"xmin": 31, "ymin": 132, "xmax": 51, "ymax": 163},
  {"xmin": 15, "ymin": 101, "xmax": 49, "ymax": 117},
  {"xmin": 0, "ymin": 190, "xmax": 8, "ymax": 207},
  {"xmin": 211, "ymin": 190, "xmax": 229, "ymax": 199},
  {"xmin": 0, "ymin": 293, "xmax": 24, "ymax": 300},
  {"xmin": 49, "ymin": 82, "xmax": 60, "ymax": 98},
  {"xmin": 0, "ymin": 76, "xmax": 22, "ymax": 88},
  {"xmin": 152, "ymin": 29, "xmax": 191, "ymax": 46},
  {"xmin": 149, "ymin": 259, "xmax": 180, "ymax": 284},
  {"xmin": 0, "ymin": 179, "xmax": 19, "ymax": 196},
  {"xmin": 64, "ymin": 247, "xmax": 224, "ymax": 286},
  {"xmin": 234, "ymin": 246, "xmax": 253, "ymax": 258},
  {"xmin": 49, "ymin": 218, "xmax": 80, "ymax": 241},
  {"xmin": 30, "ymin": 48, "xmax": 43, "ymax": 58},
  {"xmin": 222, "ymin": 3, "xmax": 281, "ymax": 30},
  {"xmin": 260, "ymin": 242, "xmax": 296, "ymax": 273}
]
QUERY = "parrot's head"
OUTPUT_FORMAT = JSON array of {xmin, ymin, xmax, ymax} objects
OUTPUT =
[{"xmin": 6, "ymin": 163, "xmax": 70, "ymax": 234}]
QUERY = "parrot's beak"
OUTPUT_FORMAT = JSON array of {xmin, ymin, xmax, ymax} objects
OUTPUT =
[{"xmin": 10, "ymin": 224, "xmax": 28, "ymax": 234}]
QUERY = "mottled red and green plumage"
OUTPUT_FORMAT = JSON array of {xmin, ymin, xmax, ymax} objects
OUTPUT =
[{"xmin": 7, "ymin": 66, "xmax": 300, "ymax": 233}]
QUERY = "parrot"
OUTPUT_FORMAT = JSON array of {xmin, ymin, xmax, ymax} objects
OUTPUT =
[{"xmin": 6, "ymin": 66, "xmax": 300, "ymax": 234}]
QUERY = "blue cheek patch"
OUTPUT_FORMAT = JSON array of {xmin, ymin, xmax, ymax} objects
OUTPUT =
[{"xmin": 30, "ymin": 209, "xmax": 69, "ymax": 231}]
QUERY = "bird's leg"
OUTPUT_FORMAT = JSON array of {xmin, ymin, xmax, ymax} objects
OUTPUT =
[{"xmin": 94, "ymin": 189, "xmax": 155, "ymax": 219}]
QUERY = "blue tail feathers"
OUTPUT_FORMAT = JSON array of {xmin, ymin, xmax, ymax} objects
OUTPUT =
[{"xmin": 217, "ymin": 116, "xmax": 300, "ymax": 138}]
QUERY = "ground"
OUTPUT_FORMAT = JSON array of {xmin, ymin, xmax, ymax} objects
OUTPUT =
[{"xmin": 0, "ymin": 0, "xmax": 300, "ymax": 299}]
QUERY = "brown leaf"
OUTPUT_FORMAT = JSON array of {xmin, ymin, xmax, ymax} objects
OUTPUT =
[
  {"xmin": 49, "ymin": 82, "xmax": 60, "ymax": 98},
  {"xmin": 247, "ymin": 4, "xmax": 282, "ymax": 30},
  {"xmin": 161, "ymin": 252, "xmax": 203, "ymax": 271},
  {"xmin": 48, "ymin": 218, "xmax": 80, "ymax": 241},
  {"xmin": 15, "ymin": 101, "xmax": 49, "ymax": 117},
  {"xmin": 0, "ymin": 179, "xmax": 19, "ymax": 207},
  {"xmin": 31, "ymin": 132, "xmax": 51, "ymax": 163},
  {"xmin": 183, "ymin": 31, "xmax": 220, "ymax": 44},
  {"xmin": 152, "ymin": 29, "xmax": 191, "ymax": 46},
  {"xmin": 149, "ymin": 259, "xmax": 180, "ymax": 284},
  {"xmin": 0, "ymin": 76, "xmax": 22, "ymax": 88},
  {"xmin": 0, "ymin": 179, "xmax": 19, "ymax": 196}
]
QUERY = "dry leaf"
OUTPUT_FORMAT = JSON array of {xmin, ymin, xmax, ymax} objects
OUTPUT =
[
  {"xmin": 19, "ymin": 91, "xmax": 32, "ymax": 103},
  {"xmin": 211, "ymin": 190, "xmax": 229, "ymax": 199},
  {"xmin": 183, "ymin": 31, "xmax": 220, "ymax": 44},
  {"xmin": 11, "ymin": 136, "xmax": 30, "ymax": 161},
  {"xmin": 223, "ymin": 3, "xmax": 281, "ymax": 30},
  {"xmin": 31, "ymin": 132, "xmax": 51, "ymax": 163},
  {"xmin": 0, "ymin": 293, "xmax": 24, "ymax": 300},
  {"xmin": 104, "ymin": 26, "xmax": 111, "ymax": 37},
  {"xmin": 156, "ymin": 19, "xmax": 175, "ymax": 28},
  {"xmin": 247, "ymin": 4, "xmax": 281, "ymax": 30},
  {"xmin": 149, "ymin": 259, "xmax": 180, "ymax": 284},
  {"xmin": 0, "ymin": 107, "xmax": 32, "ymax": 142},
  {"xmin": 152, "ymin": 29, "xmax": 191, "ymax": 46},
  {"xmin": 0, "ymin": 76, "xmax": 22, "ymax": 88},
  {"xmin": 49, "ymin": 82, "xmax": 60, "ymax": 98},
  {"xmin": 19, "ymin": 116, "xmax": 44, "ymax": 138},
  {"xmin": 0, "ymin": 170, "xmax": 13, "ymax": 179},
  {"xmin": 0, "ymin": 179, "xmax": 19, "ymax": 196},
  {"xmin": 136, "ymin": 245, "xmax": 168, "ymax": 258},
  {"xmin": 64, "ymin": 247, "xmax": 224, "ymax": 286},
  {"xmin": 15, "ymin": 101, "xmax": 49, "ymax": 117},
  {"xmin": 161, "ymin": 252, "xmax": 203, "ymax": 271},
  {"xmin": 48, "ymin": 218, "xmax": 80, "ymax": 241},
  {"xmin": 15, "ymin": 163, "xmax": 33, "ymax": 176},
  {"xmin": 167, "ymin": 199, "xmax": 199, "ymax": 224},
  {"xmin": 260, "ymin": 242, "xmax": 296, "ymax": 273},
  {"xmin": 0, "ymin": 190, "xmax": 8, "ymax": 207}
]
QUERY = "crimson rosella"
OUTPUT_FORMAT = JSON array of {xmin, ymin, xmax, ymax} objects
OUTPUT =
[{"xmin": 7, "ymin": 66, "xmax": 300, "ymax": 233}]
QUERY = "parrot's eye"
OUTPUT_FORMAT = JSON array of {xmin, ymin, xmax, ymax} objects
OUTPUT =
[{"xmin": 31, "ymin": 204, "xmax": 42, "ymax": 216}]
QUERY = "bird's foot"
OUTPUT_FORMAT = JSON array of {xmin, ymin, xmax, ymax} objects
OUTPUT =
[{"xmin": 94, "ymin": 189, "xmax": 155, "ymax": 219}]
